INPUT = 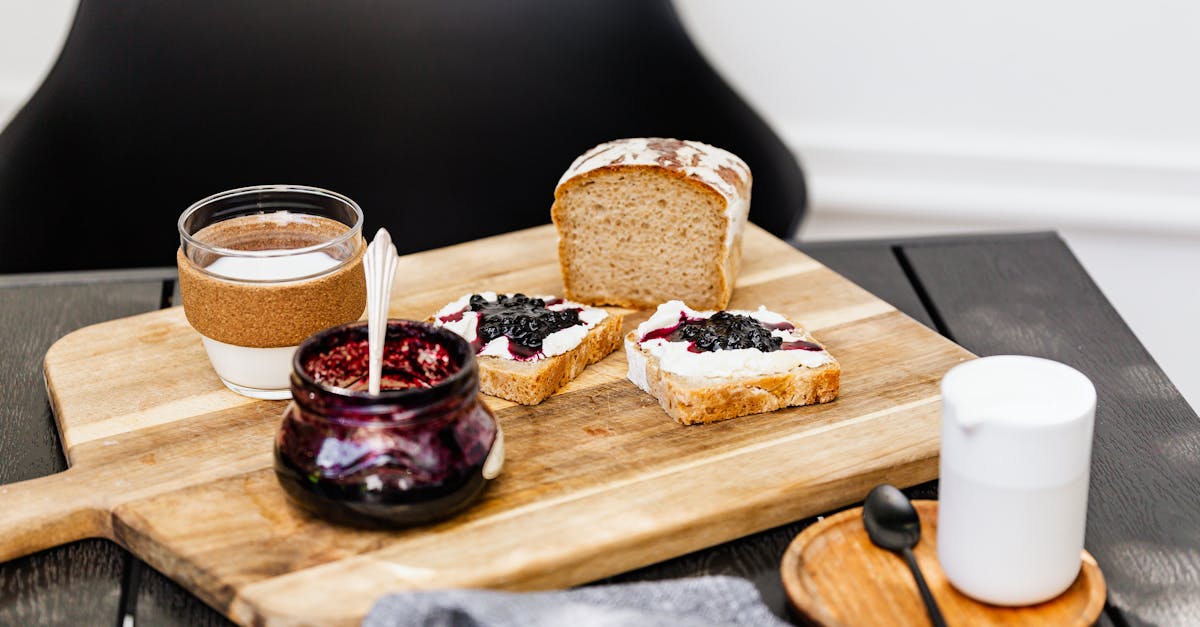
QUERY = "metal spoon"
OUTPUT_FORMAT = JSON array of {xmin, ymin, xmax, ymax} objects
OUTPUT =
[
  {"xmin": 863, "ymin": 484, "xmax": 948, "ymax": 627},
  {"xmin": 363, "ymin": 228, "xmax": 398, "ymax": 395}
]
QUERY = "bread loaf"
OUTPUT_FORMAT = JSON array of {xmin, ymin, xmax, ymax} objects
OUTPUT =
[{"xmin": 551, "ymin": 138, "xmax": 751, "ymax": 310}]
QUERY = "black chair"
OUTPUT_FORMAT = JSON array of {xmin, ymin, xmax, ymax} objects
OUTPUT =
[{"xmin": 0, "ymin": 0, "xmax": 807, "ymax": 273}]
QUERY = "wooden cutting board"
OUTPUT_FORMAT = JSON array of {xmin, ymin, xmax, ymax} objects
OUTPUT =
[{"xmin": 3, "ymin": 224, "xmax": 972, "ymax": 626}]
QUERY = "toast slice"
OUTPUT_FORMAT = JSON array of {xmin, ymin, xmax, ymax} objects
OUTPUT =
[
  {"xmin": 626, "ymin": 301, "xmax": 840, "ymax": 425},
  {"xmin": 431, "ymin": 293, "xmax": 623, "ymax": 405},
  {"xmin": 479, "ymin": 313, "xmax": 623, "ymax": 405}
]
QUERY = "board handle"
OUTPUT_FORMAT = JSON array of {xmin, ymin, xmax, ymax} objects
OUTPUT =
[{"xmin": 0, "ymin": 468, "xmax": 109, "ymax": 562}]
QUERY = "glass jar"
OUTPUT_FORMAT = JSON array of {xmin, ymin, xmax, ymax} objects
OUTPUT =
[{"xmin": 274, "ymin": 320, "xmax": 502, "ymax": 527}]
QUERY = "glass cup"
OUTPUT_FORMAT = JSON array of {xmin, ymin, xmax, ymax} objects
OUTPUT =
[
  {"xmin": 177, "ymin": 185, "xmax": 366, "ymax": 399},
  {"xmin": 937, "ymin": 355, "xmax": 1096, "ymax": 605}
]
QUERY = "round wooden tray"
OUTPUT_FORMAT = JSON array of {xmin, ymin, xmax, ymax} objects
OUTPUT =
[{"xmin": 781, "ymin": 500, "xmax": 1106, "ymax": 626}]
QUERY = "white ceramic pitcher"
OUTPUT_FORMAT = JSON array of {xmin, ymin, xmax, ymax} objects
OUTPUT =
[{"xmin": 938, "ymin": 355, "xmax": 1096, "ymax": 606}]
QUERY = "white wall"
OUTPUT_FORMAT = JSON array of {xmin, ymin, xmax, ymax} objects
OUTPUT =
[
  {"xmin": 5, "ymin": 2, "xmax": 1200, "ymax": 229},
  {"xmin": 6, "ymin": 1, "xmax": 1200, "ymax": 228},
  {"xmin": 0, "ymin": 0, "xmax": 75, "ymax": 128},
  {"xmin": 675, "ymin": 1, "xmax": 1200, "ymax": 236},
  {"xmin": 676, "ymin": 1, "xmax": 1200, "ymax": 411}
]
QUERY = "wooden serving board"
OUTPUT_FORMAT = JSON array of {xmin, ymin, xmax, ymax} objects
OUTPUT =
[{"xmin": 3, "ymin": 224, "xmax": 972, "ymax": 626}]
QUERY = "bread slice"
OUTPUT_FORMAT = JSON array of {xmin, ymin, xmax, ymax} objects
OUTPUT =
[
  {"xmin": 551, "ymin": 138, "xmax": 751, "ymax": 310},
  {"xmin": 625, "ymin": 302, "xmax": 839, "ymax": 425},
  {"xmin": 478, "ymin": 313, "xmax": 623, "ymax": 405},
  {"xmin": 431, "ymin": 294, "xmax": 624, "ymax": 405}
]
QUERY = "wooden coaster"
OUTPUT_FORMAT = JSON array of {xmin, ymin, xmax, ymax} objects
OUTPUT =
[{"xmin": 781, "ymin": 500, "xmax": 1106, "ymax": 627}]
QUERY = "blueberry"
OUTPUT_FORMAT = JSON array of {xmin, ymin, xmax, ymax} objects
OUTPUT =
[
  {"xmin": 469, "ymin": 293, "xmax": 582, "ymax": 353},
  {"xmin": 670, "ymin": 311, "xmax": 781, "ymax": 353}
]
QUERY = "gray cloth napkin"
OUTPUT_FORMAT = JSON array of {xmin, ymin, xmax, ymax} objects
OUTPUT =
[{"xmin": 362, "ymin": 576, "xmax": 790, "ymax": 627}]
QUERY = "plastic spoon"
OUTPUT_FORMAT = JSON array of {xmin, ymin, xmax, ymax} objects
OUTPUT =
[
  {"xmin": 363, "ymin": 228, "xmax": 398, "ymax": 395},
  {"xmin": 863, "ymin": 484, "xmax": 948, "ymax": 627}
]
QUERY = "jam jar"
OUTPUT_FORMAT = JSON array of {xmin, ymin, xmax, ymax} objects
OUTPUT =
[{"xmin": 274, "ymin": 320, "xmax": 502, "ymax": 527}]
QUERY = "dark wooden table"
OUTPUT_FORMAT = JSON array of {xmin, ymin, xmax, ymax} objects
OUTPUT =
[{"xmin": 1, "ymin": 232, "xmax": 1196, "ymax": 626}]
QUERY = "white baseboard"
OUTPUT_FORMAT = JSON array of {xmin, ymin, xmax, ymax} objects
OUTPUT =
[{"xmin": 782, "ymin": 125, "xmax": 1200, "ymax": 236}]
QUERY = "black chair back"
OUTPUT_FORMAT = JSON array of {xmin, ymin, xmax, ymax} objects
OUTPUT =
[{"xmin": 0, "ymin": 0, "xmax": 806, "ymax": 273}]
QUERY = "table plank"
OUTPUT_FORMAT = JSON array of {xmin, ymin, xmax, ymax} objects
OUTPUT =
[
  {"xmin": 0, "ymin": 281, "xmax": 167, "ymax": 480},
  {"xmin": 0, "ymin": 541, "xmax": 128, "ymax": 626},
  {"xmin": 899, "ymin": 232, "xmax": 1200, "ymax": 627},
  {"xmin": 0, "ymin": 280, "xmax": 165, "ymax": 626},
  {"xmin": 798, "ymin": 240, "xmax": 938, "ymax": 332},
  {"xmin": 134, "ymin": 560, "xmax": 232, "ymax": 627}
]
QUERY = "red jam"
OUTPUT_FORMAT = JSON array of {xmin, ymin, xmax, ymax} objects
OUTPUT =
[{"xmin": 303, "ymin": 334, "xmax": 457, "ymax": 390}]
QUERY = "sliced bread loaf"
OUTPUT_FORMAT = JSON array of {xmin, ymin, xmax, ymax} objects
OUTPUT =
[{"xmin": 551, "ymin": 138, "xmax": 751, "ymax": 310}]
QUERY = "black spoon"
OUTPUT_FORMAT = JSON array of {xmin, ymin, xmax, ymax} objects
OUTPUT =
[{"xmin": 863, "ymin": 484, "xmax": 948, "ymax": 627}]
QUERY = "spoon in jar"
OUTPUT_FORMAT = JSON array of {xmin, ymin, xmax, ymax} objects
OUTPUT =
[
  {"xmin": 363, "ymin": 228, "xmax": 398, "ymax": 395},
  {"xmin": 863, "ymin": 484, "xmax": 948, "ymax": 627}
]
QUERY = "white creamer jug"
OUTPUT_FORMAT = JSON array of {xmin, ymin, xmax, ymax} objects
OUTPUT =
[{"xmin": 938, "ymin": 355, "xmax": 1096, "ymax": 606}]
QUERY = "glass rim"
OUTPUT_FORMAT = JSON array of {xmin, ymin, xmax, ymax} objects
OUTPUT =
[{"xmin": 177, "ymin": 184, "xmax": 364, "ymax": 260}]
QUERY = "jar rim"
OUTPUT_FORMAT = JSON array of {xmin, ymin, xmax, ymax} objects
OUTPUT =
[{"xmin": 292, "ymin": 319, "xmax": 478, "ymax": 407}]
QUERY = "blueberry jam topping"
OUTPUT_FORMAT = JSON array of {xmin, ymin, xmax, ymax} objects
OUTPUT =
[
  {"xmin": 642, "ymin": 311, "xmax": 824, "ymax": 353},
  {"xmin": 466, "ymin": 293, "xmax": 582, "ymax": 355}
]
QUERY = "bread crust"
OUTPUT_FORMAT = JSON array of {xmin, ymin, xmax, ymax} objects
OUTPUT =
[
  {"xmin": 472, "ymin": 312, "xmax": 624, "ymax": 405},
  {"xmin": 552, "ymin": 164, "xmax": 734, "ymax": 203},
  {"xmin": 626, "ymin": 331, "xmax": 840, "ymax": 425}
]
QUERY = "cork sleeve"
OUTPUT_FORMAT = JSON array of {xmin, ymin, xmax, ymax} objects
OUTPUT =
[{"xmin": 176, "ymin": 247, "xmax": 367, "ymax": 348}]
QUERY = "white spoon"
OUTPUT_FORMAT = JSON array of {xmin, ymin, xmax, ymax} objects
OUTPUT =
[{"xmin": 363, "ymin": 228, "xmax": 398, "ymax": 395}]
